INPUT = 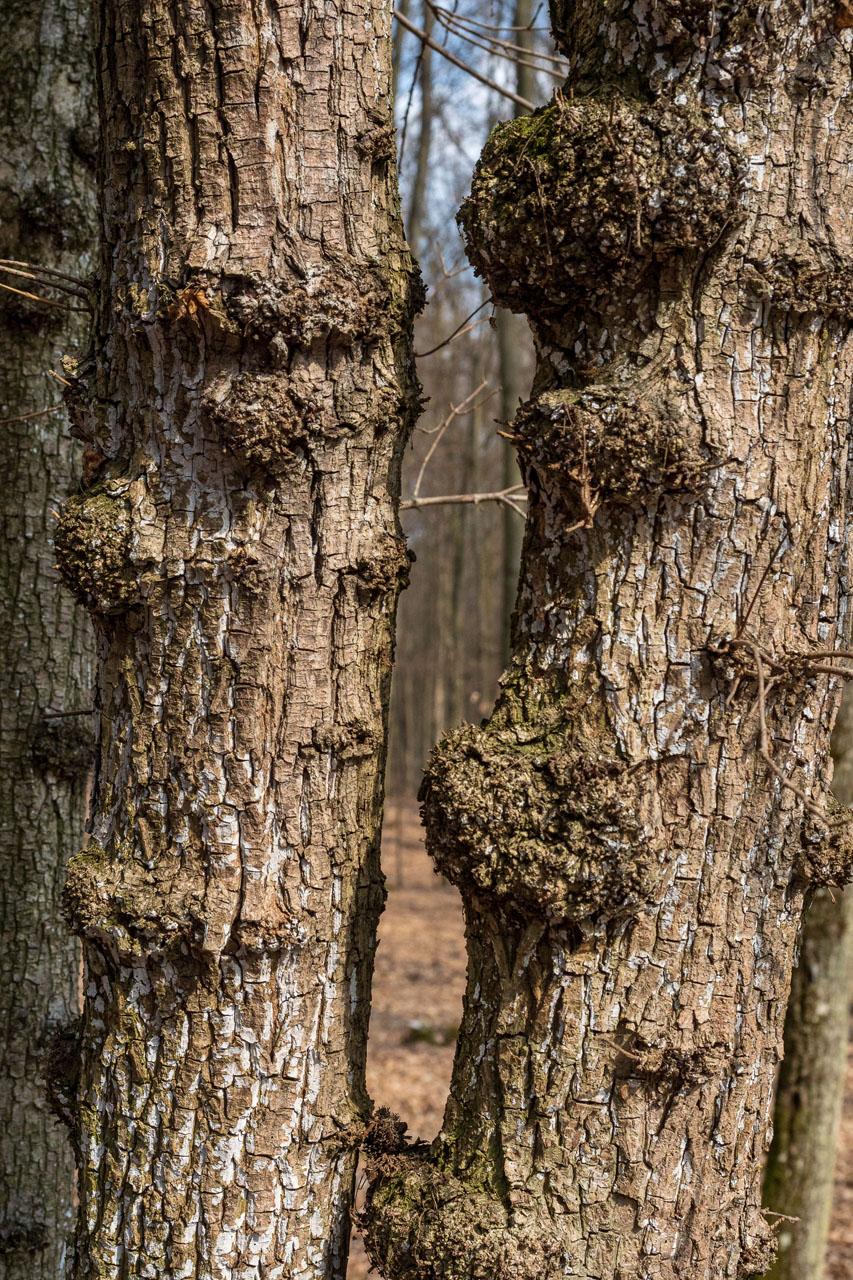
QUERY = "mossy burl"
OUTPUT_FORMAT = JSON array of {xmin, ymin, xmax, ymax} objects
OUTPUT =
[
  {"xmin": 363, "ymin": 1151, "xmax": 567, "ymax": 1280},
  {"xmin": 61, "ymin": 840, "xmax": 206, "ymax": 954},
  {"xmin": 458, "ymin": 94, "xmax": 743, "ymax": 318},
  {"xmin": 798, "ymin": 800, "xmax": 853, "ymax": 887},
  {"xmin": 513, "ymin": 383, "xmax": 709, "ymax": 510},
  {"xmin": 420, "ymin": 698, "xmax": 669, "ymax": 923},
  {"xmin": 54, "ymin": 480, "xmax": 136, "ymax": 615}
]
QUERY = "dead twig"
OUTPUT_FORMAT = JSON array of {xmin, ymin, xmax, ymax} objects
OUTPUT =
[
  {"xmin": 402, "ymin": 485, "xmax": 528, "ymax": 517},
  {"xmin": 0, "ymin": 279, "xmax": 86, "ymax": 313},
  {"xmin": 751, "ymin": 644, "xmax": 825, "ymax": 822},
  {"xmin": 0, "ymin": 261, "xmax": 88, "ymax": 299},
  {"xmin": 392, "ymin": 9, "xmax": 536, "ymax": 111},
  {"xmin": 415, "ymin": 297, "xmax": 494, "ymax": 358},
  {"xmin": 0, "ymin": 405, "xmax": 61, "ymax": 426},
  {"xmin": 411, "ymin": 381, "xmax": 488, "ymax": 499}
]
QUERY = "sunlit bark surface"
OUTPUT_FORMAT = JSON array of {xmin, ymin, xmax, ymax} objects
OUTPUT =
[
  {"xmin": 364, "ymin": 4, "xmax": 853, "ymax": 1278},
  {"xmin": 57, "ymin": 4, "xmax": 418, "ymax": 1277}
]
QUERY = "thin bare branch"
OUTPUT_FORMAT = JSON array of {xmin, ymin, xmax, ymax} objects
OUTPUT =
[
  {"xmin": 415, "ymin": 297, "xmax": 493, "ymax": 357},
  {"xmin": 0, "ymin": 258, "xmax": 86, "ymax": 287},
  {"xmin": 0, "ymin": 279, "xmax": 85, "ymax": 312},
  {"xmin": 0, "ymin": 405, "xmax": 61, "ymax": 426},
  {"xmin": 402, "ymin": 485, "xmax": 528, "ymax": 516},
  {"xmin": 430, "ymin": 4, "xmax": 570, "ymax": 75},
  {"xmin": 434, "ymin": 3, "xmax": 548, "ymax": 33},
  {"xmin": 751, "ymin": 644, "xmax": 824, "ymax": 821},
  {"xmin": 0, "ymin": 262, "xmax": 88, "ymax": 299},
  {"xmin": 392, "ymin": 8, "xmax": 536, "ymax": 111},
  {"xmin": 412, "ymin": 380, "xmax": 489, "ymax": 498}
]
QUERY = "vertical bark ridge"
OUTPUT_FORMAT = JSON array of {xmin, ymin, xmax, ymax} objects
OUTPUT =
[
  {"xmin": 364, "ymin": 4, "xmax": 853, "ymax": 1278},
  {"xmin": 0, "ymin": 2, "xmax": 96, "ymax": 1276},
  {"xmin": 59, "ymin": 4, "xmax": 419, "ymax": 1278}
]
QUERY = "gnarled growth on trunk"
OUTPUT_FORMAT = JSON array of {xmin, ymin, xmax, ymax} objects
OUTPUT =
[
  {"xmin": 60, "ymin": 4, "xmax": 418, "ymax": 1278},
  {"xmin": 363, "ymin": 4, "xmax": 853, "ymax": 1277}
]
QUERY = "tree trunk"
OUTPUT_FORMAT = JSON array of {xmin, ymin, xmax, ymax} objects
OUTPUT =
[
  {"xmin": 406, "ymin": 2, "xmax": 435, "ymax": 258},
  {"xmin": 763, "ymin": 687, "xmax": 853, "ymax": 1280},
  {"xmin": 364, "ymin": 4, "xmax": 853, "ymax": 1278},
  {"xmin": 498, "ymin": 0, "xmax": 534, "ymax": 668},
  {"xmin": 57, "ymin": 4, "xmax": 418, "ymax": 1278},
  {"xmin": 0, "ymin": 2, "xmax": 96, "ymax": 1276}
]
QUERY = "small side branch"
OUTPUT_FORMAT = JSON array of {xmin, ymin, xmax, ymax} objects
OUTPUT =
[
  {"xmin": 392, "ymin": 9, "xmax": 536, "ymax": 111},
  {"xmin": 401, "ymin": 485, "xmax": 528, "ymax": 516}
]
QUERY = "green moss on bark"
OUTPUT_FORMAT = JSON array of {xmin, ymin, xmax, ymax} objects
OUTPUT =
[
  {"xmin": 420, "ymin": 693, "xmax": 669, "ymax": 922},
  {"xmin": 458, "ymin": 95, "xmax": 742, "ymax": 318},
  {"xmin": 363, "ymin": 1152, "xmax": 566, "ymax": 1280},
  {"xmin": 54, "ymin": 480, "xmax": 136, "ymax": 614}
]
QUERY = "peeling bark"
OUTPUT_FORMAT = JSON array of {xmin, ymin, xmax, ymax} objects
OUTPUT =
[
  {"xmin": 0, "ymin": 2, "xmax": 96, "ymax": 1276},
  {"xmin": 60, "ymin": 4, "xmax": 418, "ymax": 1277},
  {"xmin": 364, "ymin": 4, "xmax": 853, "ymax": 1278}
]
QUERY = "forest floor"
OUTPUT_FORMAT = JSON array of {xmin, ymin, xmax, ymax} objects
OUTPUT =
[{"xmin": 348, "ymin": 799, "xmax": 853, "ymax": 1279}]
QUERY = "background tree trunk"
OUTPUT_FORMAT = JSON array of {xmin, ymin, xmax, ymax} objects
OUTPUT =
[
  {"xmin": 406, "ymin": 2, "xmax": 435, "ymax": 258},
  {"xmin": 364, "ymin": 4, "xmax": 853, "ymax": 1277},
  {"xmin": 763, "ymin": 688, "xmax": 853, "ymax": 1280},
  {"xmin": 497, "ymin": 0, "xmax": 535, "ymax": 669},
  {"xmin": 58, "ymin": 4, "xmax": 417, "ymax": 1277},
  {"xmin": 0, "ymin": 2, "xmax": 96, "ymax": 1275}
]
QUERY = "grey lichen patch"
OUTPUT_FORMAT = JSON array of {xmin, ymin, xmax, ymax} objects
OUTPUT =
[
  {"xmin": 54, "ymin": 480, "xmax": 136, "ymax": 615},
  {"xmin": 514, "ymin": 384, "xmax": 708, "ymax": 517},
  {"xmin": 362, "ymin": 1153, "xmax": 566, "ymax": 1280},
  {"xmin": 30, "ymin": 714, "xmax": 95, "ymax": 779},
  {"xmin": 420, "ymin": 710, "xmax": 668, "ymax": 923},
  {"xmin": 458, "ymin": 94, "xmax": 743, "ymax": 318},
  {"xmin": 798, "ymin": 800, "xmax": 853, "ymax": 887}
]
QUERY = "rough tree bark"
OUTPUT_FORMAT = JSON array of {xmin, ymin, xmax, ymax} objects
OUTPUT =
[
  {"xmin": 0, "ymin": 2, "xmax": 96, "ymax": 1276},
  {"xmin": 56, "ymin": 3, "xmax": 418, "ymax": 1278},
  {"xmin": 763, "ymin": 685, "xmax": 853, "ymax": 1280},
  {"xmin": 363, "ymin": 3, "xmax": 853, "ymax": 1278}
]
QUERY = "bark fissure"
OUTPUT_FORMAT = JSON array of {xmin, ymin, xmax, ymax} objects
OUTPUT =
[
  {"xmin": 364, "ymin": 4, "xmax": 853, "ymax": 1278},
  {"xmin": 60, "ymin": 3, "xmax": 418, "ymax": 1277}
]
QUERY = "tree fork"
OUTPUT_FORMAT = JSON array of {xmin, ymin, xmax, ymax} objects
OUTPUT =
[
  {"xmin": 363, "ymin": 4, "xmax": 853, "ymax": 1278},
  {"xmin": 57, "ymin": 3, "xmax": 419, "ymax": 1277}
]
